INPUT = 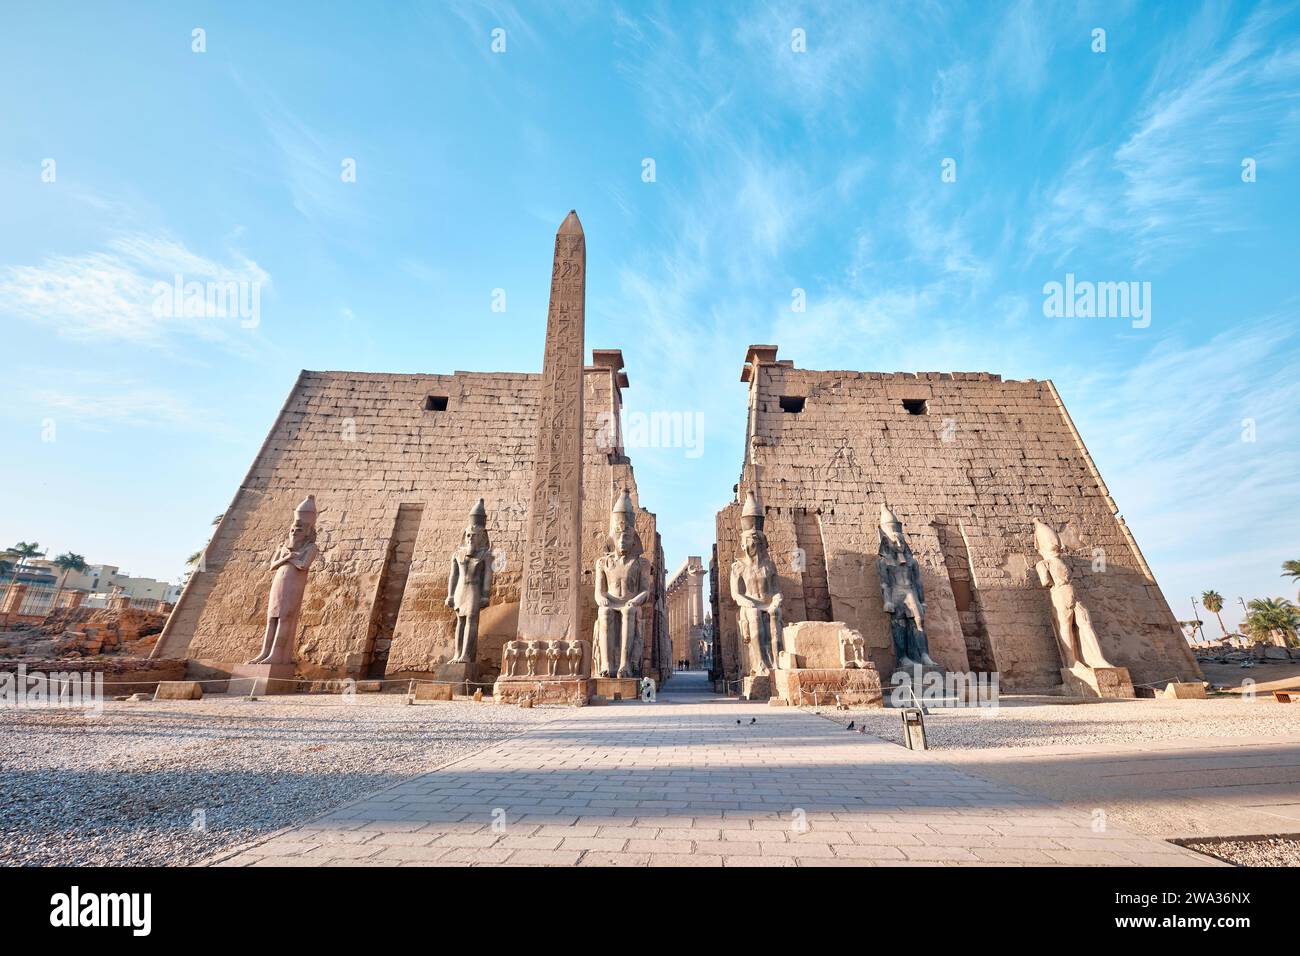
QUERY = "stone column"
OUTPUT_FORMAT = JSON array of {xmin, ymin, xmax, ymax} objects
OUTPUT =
[{"xmin": 687, "ymin": 562, "xmax": 706, "ymax": 665}]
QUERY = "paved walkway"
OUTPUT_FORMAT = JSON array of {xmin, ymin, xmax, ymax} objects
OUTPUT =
[
  {"xmin": 213, "ymin": 672, "xmax": 1216, "ymax": 866},
  {"xmin": 935, "ymin": 736, "xmax": 1300, "ymax": 839}
]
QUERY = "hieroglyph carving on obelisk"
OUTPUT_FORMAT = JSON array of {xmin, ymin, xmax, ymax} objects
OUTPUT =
[{"xmin": 517, "ymin": 210, "xmax": 586, "ymax": 641}]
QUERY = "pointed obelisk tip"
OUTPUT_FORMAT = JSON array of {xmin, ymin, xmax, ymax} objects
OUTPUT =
[{"xmin": 558, "ymin": 209, "xmax": 584, "ymax": 236}]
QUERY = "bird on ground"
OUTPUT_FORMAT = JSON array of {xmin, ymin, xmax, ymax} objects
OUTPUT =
[
  {"xmin": 749, "ymin": 717, "xmax": 757, "ymax": 725},
  {"xmin": 846, "ymin": 721, "xmax": 856, "ymax": 731}
]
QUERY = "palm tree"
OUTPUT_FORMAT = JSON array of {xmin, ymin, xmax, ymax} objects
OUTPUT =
[
  {"xmin": 1200, "ymin": 590, "xmax": 1229, "ymax": 637},
  {"xmin": 182, "ymin": 549, "xmax": 205, "ymax": 586},
  {"xmin": 52, "ymin": 552, "xmax": 88, "ymax": 607},
  {"xmin": 180, "ymin": 514, "xmax": 223, "ymax": 583},
  {"xmin": 1283, "ymin": 560, "xmax": 1300, "ymax": 601},
  {"xmin": 1244, "ymin": 597, "xmax": 1300, "ymax": 648},
  {"xmin": 6, "ymin": 542, "xmax": 43, "ymax": 581}
]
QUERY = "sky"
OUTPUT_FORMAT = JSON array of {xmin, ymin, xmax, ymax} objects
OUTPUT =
[{"xmin": 1, "ymin": 0, "xmax": 1297, "ymax": 632}]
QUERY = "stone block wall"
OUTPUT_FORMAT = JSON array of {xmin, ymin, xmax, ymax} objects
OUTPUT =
[
  {"xmin": 713, "ymin": 351, "xmax": 1200, "ymax": 692},
  {"xmin": 155, "ymin": 361, "xmax": 667, "ymax": 683}
]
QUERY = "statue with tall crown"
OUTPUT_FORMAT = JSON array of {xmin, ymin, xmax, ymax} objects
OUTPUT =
[
  {"xmin": 1033, "ymin": 519, "xmax": 1114, "ymax": 670},
  {"xmin": 248, "ymin": 495, "xmax": 320, "ymax": 666},
  {"xmin": 878, "ymin": 503, "xmax": 940, "ymax": 671},
  {"xmin": 446, "ymin": 498, "xmax": 494, "ymax": 666},
  {"xmin": 730, "ymin": 490, "xmax": 783, "ymax": 677},
  {"xmin": 593, "ymin": 488, "xmax": 651, "ymax": 678}
]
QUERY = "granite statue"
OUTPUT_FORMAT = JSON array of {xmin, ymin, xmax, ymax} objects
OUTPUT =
[
  {"xmin": 878, "ymin": 504, "xmax": 939, "ymax": 670},
  {"xmin": 445, "ymin": 498, "xmax": 494, "ymax": 666},
  {"xmin": 593, "ymin": 488, "xmax": 651, "ymax": 678},
  {"xmin": 730, "ymin": 490, "xmax": 783, "ymax": 677},
  {"xmin": 248, "ymin": 495, "xmax": 320, "ymax": 666},
  {"xmin": 1034, "ymin": 520, "xmax": 1116, "ymax": 670}
]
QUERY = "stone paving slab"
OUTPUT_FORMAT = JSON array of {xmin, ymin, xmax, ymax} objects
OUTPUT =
[
  {"xmin": 922, "ymin": 735, "xmax": 1300, "ymax": 839},
  {"xmin": 210, "ymin": 674, "xmax": 1219, "ymax": 867}
]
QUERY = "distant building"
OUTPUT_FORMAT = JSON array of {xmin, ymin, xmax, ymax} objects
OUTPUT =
[
  {"xmin": 4, "ymin": 558, "xmax": 180, "ymax": 606},
  {"xmin": 666, "ymin": 556, "xmax": 708, "ymax": 668}
]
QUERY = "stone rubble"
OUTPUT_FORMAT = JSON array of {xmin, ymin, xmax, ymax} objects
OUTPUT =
[{"xmin": 1181, "ymin": 836, "xmax": 1300, "ymax": 867}]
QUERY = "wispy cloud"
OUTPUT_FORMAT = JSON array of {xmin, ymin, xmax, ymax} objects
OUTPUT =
[
  {"xmin": 1062, "ymin": 312, "xmax": 1300, "ymax": 621},
  {"xmin": 0, "ymin": 235, "xmax": 269, "ymax": 346},
  {"xmin": 244, "ymin": 90, "xmax": 371, "ymax": 230},
  {"xmin": 5, "ymin": 370, "xmax": 218, "ymax": 434},
  {"xmin": 1031, "ymin": 4, "xmax": 1300, "ymax": 264}
]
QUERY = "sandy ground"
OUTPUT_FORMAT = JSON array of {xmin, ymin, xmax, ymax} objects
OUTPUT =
[{"xmin": 0, "ymin": 695, "xmax": 558, "ymax": 866}]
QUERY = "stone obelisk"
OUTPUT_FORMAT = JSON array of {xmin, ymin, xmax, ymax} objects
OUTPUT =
[{"xmin": 517, "ymin": 210, "xmax": 585, "ymax": 642}]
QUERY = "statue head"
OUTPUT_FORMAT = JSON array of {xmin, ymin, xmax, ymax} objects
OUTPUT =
[
  {"xmin": 290, "ymin": 495, "xmax": 318, "ymax": 549},
  {"xmin": 608, "ymin": 487, "xmax": 641, "ymax": 557},
  {"xmin": 1033, "ymin": 519, "xmax": 1061, "ymax": 558},
  {"xmin": 741, "ymin": 528, "xmax": 771, "ymax": 561},
  {"xmin": 462, "ymin": 498, "xmax": 489, "ymax": 553},
  {"xmin": 878, "ymin": 502, "xmax": 905, "ymax": 550}
]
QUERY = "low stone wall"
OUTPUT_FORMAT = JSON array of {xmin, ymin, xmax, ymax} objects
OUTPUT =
[
  {"xmin": 774, "ymin": 667, "xmax": 883, "ymax": 708},
  {"xmin": 0, "ymin": 658, "xmax": 186, "ymax": 697}
]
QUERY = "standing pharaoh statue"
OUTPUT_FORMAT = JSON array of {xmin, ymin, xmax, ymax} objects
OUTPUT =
[
  {"xmin": 878, "ymin": 504, "xmax": 940, "ymax": 670},
  {"xmin": 249, "ymin": 495, "xmax": 320, "ymax": 665},
  {"xmin": 445, "ymin": 498, "xmax": 494, "ymax": 666},
  {"xmin": 1033, "ymin": 520, "xmax": 1115, "ymax": 670},
  {"xmin": 730, "ymin": 491, "xmax": 783, "ymax": 677},
  {"xmin": 593, "ymin": 488, "xmax": 651, "ymax": 678}
]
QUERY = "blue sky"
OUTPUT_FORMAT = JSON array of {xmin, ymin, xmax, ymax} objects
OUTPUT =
[{"xmin": 1, "ymin": 1, "xmax": 1297, "ymax": 631}]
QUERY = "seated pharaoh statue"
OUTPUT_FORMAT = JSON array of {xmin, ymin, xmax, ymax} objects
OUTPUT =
[{"xmin": 592, "ymin": 488, "xmax": 650, "ymax": 679}]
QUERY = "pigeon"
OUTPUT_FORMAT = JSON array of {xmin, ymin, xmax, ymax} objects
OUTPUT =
[
  {"xmin": 857, "ymin": 726, "xmax": 867, "ymax": 734},
  {"xmin": 749, "ymin": 717, "xmax": 757, "ymax": 725},
  {"xmin": 846, "ymin": 721, "xmax": 856, "ymax": 731}
]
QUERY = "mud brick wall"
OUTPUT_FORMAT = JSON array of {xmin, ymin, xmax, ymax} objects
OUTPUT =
[
  {"xmin": 715, "ymin": 357, "xmax": 1200, "ymax": 691},
  {"xmin": 155, "ymin": 363, "xmax": 664, "ymax": 682}
]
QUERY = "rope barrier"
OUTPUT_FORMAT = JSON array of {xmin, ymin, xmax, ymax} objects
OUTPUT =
[{"xmin": 2, "ymin": 673, "xmax": 498, "ymax": 690}]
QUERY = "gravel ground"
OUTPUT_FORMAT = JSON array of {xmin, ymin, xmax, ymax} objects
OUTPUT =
[
  {"xmin": 0, "ymin": 696, "xmax": 558, "ymax": 866},
  {"xmin": 1181, "ymin": 837, "xmax": 1300, "ymax": 866},
  {"xmin": 820, "ymin": 697, "xmax": 1300, "ymax": 749}
]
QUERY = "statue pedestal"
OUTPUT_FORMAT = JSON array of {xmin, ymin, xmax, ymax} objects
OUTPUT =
[
  {"xmin": 436, "ymin": 660, "xmax": 478, "ymax": 696},
  {"xmin": 1060, "ymin": 665, "xmax": 1135, "ymax": 699},
  {"xmin": 741, "ymin": 674, "xmax": 771, "ymax": 701},
  {"xmin": 494, "ymin": 677, "xmax": 589, "ymax": 706},
  {"xmin": 228, "ymin": 663, "xmax": 297, "ymax": 696},
  {"xmin": 592, "ymin": 677, "xmax": 640, "ymax": 702}
]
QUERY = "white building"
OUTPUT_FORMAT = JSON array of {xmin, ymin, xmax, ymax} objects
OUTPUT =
[{"xmin": 18, "ymin": 560, "xmax": 180, "ymax": 603}]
